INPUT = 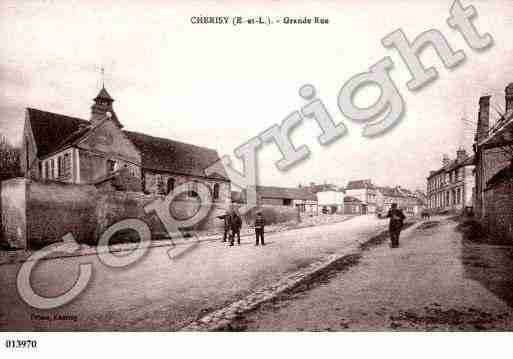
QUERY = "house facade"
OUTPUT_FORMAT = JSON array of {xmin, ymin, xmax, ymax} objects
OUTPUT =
[
  {"xmin": 253, "ymin": 185, "xmax": 318, "ymax": 215},
  {"xmin": 426, "ymin": 149, "xmax": 475, "ymax": 213},
  {"xmin": 473, "ymin": 84, "xmax": 513, "ymax": 242},
  {"xmin": 316, "ymin": 190, "xmax": 345, "ymax": 214},
  {"xmin": 343, "ymin": 195, "xmax": 364, "ymax": 214},
  {"xmin": 345, "ymin": 179, "xmax": 378, "ymax": 214},
  {"xmin": 20, "ymin": 87, "xmax": 231, "ymax": 203}
]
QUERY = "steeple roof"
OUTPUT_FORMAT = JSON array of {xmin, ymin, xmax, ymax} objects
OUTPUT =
[{"xmin": 94, "ymin": 87, "xmax": 114, "ymax": 101}]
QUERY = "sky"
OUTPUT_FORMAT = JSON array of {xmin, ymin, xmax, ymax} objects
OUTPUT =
[{"xmin": 1, "ymin": 0, "xmax": 512, "ymax": 191}]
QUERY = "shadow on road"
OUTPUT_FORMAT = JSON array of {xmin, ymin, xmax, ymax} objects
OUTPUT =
[{"xmin": 461, "ymin": 240, "xmax": 513, "ymax": 308}]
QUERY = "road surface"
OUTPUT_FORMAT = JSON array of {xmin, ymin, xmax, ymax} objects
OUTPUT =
[
  {"xmin": 229, "ymin": 218, "xmax": 513, "ymax": 331},
  {"xmin": 0, "ymin": 215, "xmax": 388, "ymax": 331}
]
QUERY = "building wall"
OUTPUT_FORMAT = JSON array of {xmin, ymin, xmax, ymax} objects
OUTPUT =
[
  {"xmin": 345, "ymin": 188, "xmax": 377, "ymax": 213},
  {"xmin": 317, "ymin": 191, "xmax": 344, "ymax": 206},
  {"xmin": 427, "ymin": 164, "xmax": 474, "ymax": 212},
  {"xmin": 344, "ymin": 203, "xmax": 362, "ymax": 214},
  {"xmin": 143, "ymin": 171, "xmax": 230, "ymax": 204},
  {"xmin": 482, "ymin": 176, "xmax": 513, "ymax": 243},
  {"xmin": 78, "ymin": 119, "xmax": 141, "ymax": 166},
  {"xmin": 475, "ymin": 147, "xmax": 511, "ymax": 219},
  {"xmin": 79, "ymin": 148, "xmax": 140, "ymax": 184},
  {"xmin": 21, "ymin": 116, "xmax": 40, "ymax": 180}
]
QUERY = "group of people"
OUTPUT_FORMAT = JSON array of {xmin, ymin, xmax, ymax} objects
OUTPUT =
[
  {"xmin": 219, "ymin": 210, "xmax": 266, "ymax": 246},
  {"xmin": 217, "ymin": 203, "xmax": 405, "ymax": 249}
]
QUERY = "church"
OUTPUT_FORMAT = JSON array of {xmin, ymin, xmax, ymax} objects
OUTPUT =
[{"xmin": 20, "ymin": 87, "xmax": 230, "ymax": 202}]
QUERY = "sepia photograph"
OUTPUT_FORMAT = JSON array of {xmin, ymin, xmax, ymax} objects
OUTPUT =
[{"xmin": 0, "ymin": 0, "xmax": 512, "ymax": 357}]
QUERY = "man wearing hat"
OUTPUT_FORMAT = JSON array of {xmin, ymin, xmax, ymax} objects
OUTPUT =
[{"xmin": 254, "ymin": 212, "xmax": 265, "ymax": 246}]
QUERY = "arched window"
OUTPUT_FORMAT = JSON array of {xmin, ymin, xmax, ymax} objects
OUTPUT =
[
  {"xmin": 213, "ymin": 183, "xmax": 220, "ymax": 200},
  {"xmin": 167, "ymin": 178, "xmax": 175, "ymax": 194}
]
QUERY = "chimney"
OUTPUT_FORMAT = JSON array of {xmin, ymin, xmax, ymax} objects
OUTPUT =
[
  {"xmin": 476, "ymin": 95, "xmax": 490, "ymax": 143},
  {"xmin": 456, "ymin": 148, "xmax": 467, "ymax": 163},
  {"xmin": 442, "ymin": 154, "xmax": 450, "ymax": 167},
  {"xmin": 506, "ymin": 83, "xmax": 513, "ymax": 113}
]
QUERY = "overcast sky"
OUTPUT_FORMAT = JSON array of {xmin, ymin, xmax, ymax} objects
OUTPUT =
[{"xmin": 1, "ymin": 0, "xmax": 512, "ymax": 191}]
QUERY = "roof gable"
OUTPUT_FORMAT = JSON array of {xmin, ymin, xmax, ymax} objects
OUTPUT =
[{"xmin": 26, "ymin": 108, "xmax": 89, "ymax": 158}]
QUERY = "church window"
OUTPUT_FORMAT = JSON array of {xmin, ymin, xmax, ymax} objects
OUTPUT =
[
  {"xmin": 107, "ymin": 159, "xmax": 116, "ymax": 173},
  {"xmin": 213, "ymin": 183, "xmax": 220, "ymax": 200},
  {"xmin": 167, "ymin": 178, "xmax": 175, "ymax": 194}
]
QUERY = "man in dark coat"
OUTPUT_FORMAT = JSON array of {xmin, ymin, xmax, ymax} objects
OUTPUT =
[
  {"xmin": 254, "ymin": 212, "xmax": 265, "ymax": 246},
  {"xmin": 386, "ymin": 203, "xmax": 406, "ymax": 248},
  {"xmin": 218, "ymin": 213, "xmax": 231, "ymax": 243},
  {"xmin": 230, "ymin": 211, "xmax": 242, "ymax": 246}
]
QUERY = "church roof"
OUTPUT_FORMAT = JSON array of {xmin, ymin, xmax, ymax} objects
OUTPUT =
[
  {"xmin": 26, "ymin": 107, "xmax": 228, "ymax": 181},
  {"xmin": 124, "ymin": 131, "xmax": 228, "ymax": 180},
  {"xmin": 27, "ymin": 108, "xmax": 89, "ymax": 158}
]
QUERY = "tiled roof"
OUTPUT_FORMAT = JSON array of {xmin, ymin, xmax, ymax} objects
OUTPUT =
[
  {"xmin": 27, "ymin": 108, "xmax": 89, "ymax": 158},
  {"xmin": 256, "ymin": 185, "xmax": 317, "ymax": 201},
  {"xmin": 377, "ymin": 186, "xmax": 403, "ymax": 197},
  {"xmin": 427, "ymin": 155, "xmax": 475, "ymax": 179},
  {"xmin": 344, "ymin": 195, "xmax": 362, "ymax": 203},
  {"xmin": 27, "ymin": 108, "xmax": 228, "ymax": 180},
  {"xmin": 124, "ymin": 131, "xmax": 228, "ymax": 180},
  {"xmin": 346, "ymin": 179, "xmax": 375, "ymax": 190},
  {"xmin": 307, "ymin": 183, "xmax": 341, "ymax": 193}
]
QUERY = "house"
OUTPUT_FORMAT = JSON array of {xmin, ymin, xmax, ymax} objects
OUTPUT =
[
  {"xmin": 253, "ymin": 185, "xmax": 318, "ymax": 215},
  {"xmin": 473, "ymin": 83, "xmax": 513, "ymax": 242},
  {"xmin": 343, "ymin": 195, "xmax": 364, "ymax": 214},
  {"xmin": 345, "ymin": 179, "xmax": 378, "ymax": 214},
  {"xmin": 376, "ymin": 186, "xmax": 404, "ymax": 214},
  {"xmin": 20, "ymin": 87, "xmax": 230, "ymax": 203},
  {"xmin": 426, "ymin": 149, "xmax": 475, "ymax": 213},
  {"xmin": 316, "ymin": 189, "xmax": 345, "ymax": 214},
  {"xmin": 376, "ymin": 186, "xmax": 425, "ymax": 217}
]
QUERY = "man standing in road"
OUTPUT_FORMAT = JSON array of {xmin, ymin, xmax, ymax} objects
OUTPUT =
[
  {"xmin": 386, "ymin": 203, "xmax": 406, "ymax": 248},
  {"xmin": 230, "ymin": 210, "xmax": 242, "ymax": 246},
  {"xmin": 254, "ymin": 212, "xmax": 265, "ymax": 246},
  {"xmin": 218, "ymin": 212, "xmax": 231, "ymax": 243}
]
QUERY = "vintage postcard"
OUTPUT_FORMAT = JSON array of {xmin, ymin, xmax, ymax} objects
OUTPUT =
[{"xmin": 0, "ymin": 0, "xmax": 512, "ymax": 356}]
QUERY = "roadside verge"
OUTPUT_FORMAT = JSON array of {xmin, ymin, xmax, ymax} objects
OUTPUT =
[{"xmin": 181, "ymin": 220, "xmax": 420, "ymax": 331}]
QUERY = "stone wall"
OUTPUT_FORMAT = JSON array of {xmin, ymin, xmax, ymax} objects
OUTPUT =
[
  {"xmin": 239, "ymin": 204, "xmax": 300, "ymax": 226},
  {"xmin": 26, "ymin": 180, "xmax": 98, "ymax": 248},
  {"xmin": 483, "ymin": 176, "xmax": 513, "ymax": 243},
  {"xmin": 0, "ymin": 178, "xmax": 28, "ymax": 249},
  {"xmin": 1, "ymin": 179, "xmax": 231, "ymax": 249},
  {"xmin": 95, "ymin": 191, "xmax": 229, "ymax": 243}
]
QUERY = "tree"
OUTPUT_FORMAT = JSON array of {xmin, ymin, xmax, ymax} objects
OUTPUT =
[{"xmin": 0, "ymin": 133, "xmax": 21, "ymax": 182}]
